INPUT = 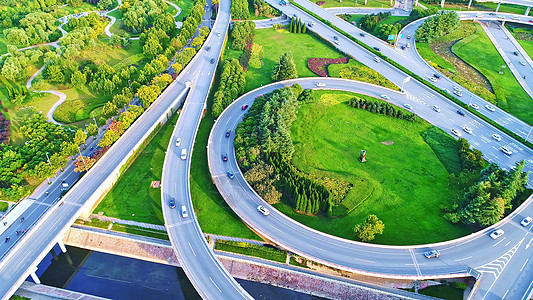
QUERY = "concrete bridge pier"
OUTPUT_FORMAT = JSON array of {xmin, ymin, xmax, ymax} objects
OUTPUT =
[
  {"xmin": 50, "ymin": 248, "xmax": 58, "ymax": 261},
  {"xmin": 440, "ymin": 0, "xmax": 445, "ymax": 8},
  {"xmin": 390, "ymin": 0, "xmax": 393, "ymax": 6},
  {"xmin": 526, "ymin": 7, "xmax": 531, "ymax": 16},
  {"xmin": 414, "ymin": 0, "xmax": 418, "ymax": 6},
  {"xmin": 57, "ymin": 240, "xmax": 73, "ymax": 265},
  {"xmin": 468, "ymin": 0, "xmax": 472, "ymax": 9},
  {"xmin": 29, "ymin": 267, "xmax": 40, "ymax": 284},
  {"xmin": 496, "ymin": 2, "xmax": 501, "ymax": 12}
]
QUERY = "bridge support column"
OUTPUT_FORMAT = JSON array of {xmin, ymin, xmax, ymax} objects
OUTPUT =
[
  {"xmin": 30, "ymin": 267, "xmax": 40, "ymax": 284},
  {"xmin": 414, "ymin": 0, "xmax": 418, "ymax": 6},
  {"xmin": 496, "ymin": 2, "xmax": 501, "ymax": 12},
  {"xmin": 440, "ymin": 0, "xmax": 445, "ymax": 8},
  {"xmin": 467, "ymin": 0, "xmax": 472, "ymax": 9},
  {"xmin": 526, "ymin": 7, "xmax": 531, "ymax": 16},
  {"xmin": 50, "ymin": 248, "xmax": 58, "ymax": 261},
  {"xmin": 58, "ymin": 240, "xmax": 67, "ymax": 253}
]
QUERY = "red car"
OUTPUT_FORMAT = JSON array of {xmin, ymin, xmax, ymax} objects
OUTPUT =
[{"xmin": 241, "ymin": 104, "xmax": 249, "ymax": 110}]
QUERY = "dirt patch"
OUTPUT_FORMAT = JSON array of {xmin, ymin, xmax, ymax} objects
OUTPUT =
[
  {"xmin": 380, "ymin": 140, "xmax": 394, "ymax": 145},
  {"xmin": 430, "ymin": 41, "xmax": 493, "ymax": 92}
]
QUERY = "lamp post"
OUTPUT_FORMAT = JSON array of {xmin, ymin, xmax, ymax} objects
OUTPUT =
[{"xmin": 45, "ymin": 152, "xmax": 52, "ymax": 184}]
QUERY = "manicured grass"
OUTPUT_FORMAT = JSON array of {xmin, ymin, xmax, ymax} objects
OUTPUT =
[
  {"xmin": 111, "ymin": 223, "xmax": 170, "ymax": 240},
  {"xmin": 224, "ymin": 28, "xmax": 348, "ymax": 91},
  {"xmin": 327, "ymin": 58, "xmax": 399, "ymax": 90},
  {"xmin": 172, "ymin": 0, "xmax": 195, "ymax": 22},
  {"xmin": 452, "ymin": 22, "xmax": 533, "ymax": 124},
  {"xmin": 418, "ymin": 1, "xmax": 526, "ymax": 13},
  {"xmin": 507, "ymin": 25, "xmax": 533, "ymax": 60},
  {"xmin": 342, "ymin": 14, "xmax": 365, "ymax": 26},
  {"xmin": 416, "ymin": 42, "xmax": 457, "ymax": 74},
  {"xmin": 317, "ymin": 0, "xmax": 393, "ymax": 9},
  {"xmin": 51, "ymin": 86, "xmax": 110, "ymax": 123},
  {"xmin": 0, "ymin": 201, "xmax": 8, "ymax": 212},
  {"xmin": 214, "ymin": 240, "xmax": 287, "ymax": 263},
  {"xmin": 93, "ymin": 114, "xmax": 179, "ymax": 225},
  {"xmin": 50, "ymin": 2, "xmax": 100, "ymax": 18},
  {"xmin": 379, "ymin": 16, "xmax": 407, "ymax": 25},
  {"xmin": 285, "ymin": 90, "xmax": 472, "ymax": 245},
  {"xmin": 190, "ymin": 110, "xmax": 260, "ymax": 240}
]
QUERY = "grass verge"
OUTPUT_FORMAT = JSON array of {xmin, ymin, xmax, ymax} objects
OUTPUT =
[
  {"xmin": 0, "ymin": 202, "xmax": 8, "ymax": 212},
  {"xmin": 93, "ymin": 113, "xmax": 179, "ymax": 225},
  {"xmin": 214, "ymin": 240, "xmax": 287, "ymax": 263}
]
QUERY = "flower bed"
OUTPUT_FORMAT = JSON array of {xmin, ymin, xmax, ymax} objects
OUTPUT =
[
  {"xmin": 307, "ymin": 57, "xmax": 349, "ymax": 77},
  {"xmin": 316, "ymin": 1, "xmax": 325, "ymax": 6}
]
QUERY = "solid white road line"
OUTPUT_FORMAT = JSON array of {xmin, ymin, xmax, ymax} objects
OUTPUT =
[{"xmin": 209, "ymin": 276, "xmax": 222, "ymax": 293}]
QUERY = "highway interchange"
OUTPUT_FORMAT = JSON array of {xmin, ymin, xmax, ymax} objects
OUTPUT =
[{"xmin": 2, "ymin": 0, "xmax": 533, "ymax": 299}]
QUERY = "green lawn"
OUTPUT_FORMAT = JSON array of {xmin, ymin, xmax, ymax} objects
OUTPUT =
[
  {"xmin": 419, "ymin": 285, "xmax": 464, "ymax": 300},
  {"xmin": 171, "ymin": 0, "xmax": 195, "ymax": 22},
  {"xmin": 317, "ymin": 0, "xmax": 393, "ymax": 9},
  {"xmin": 416, "ymin": 42, "xmax": 457, "ymax": 74},
  {"xmin": 284, "ymin": 90, "xmax": 471, "ymax": 245},
  {"xmin": 452, "ymin": 22, "xmax": 533, "ymax": 125},
  {"xmin": 379, "ymin": 16, "xmax": 407, "ymax": 25},
  {"xmin": 93, "ymin": 114, "xmax": 179, "ymax": 225},
  {"xmin": 507, "ymin": 25, "xmax": 533, "ymax": 60},
  {"xmin": 191, "ymin": 110, "xmax": 260, "ymax": 239},
  {"xmin": 50, "ymin": 2, "xmax": 100, "ymax": 18},
  {"xmin": 224, "ymin": 27, "xmax": 349, "ymax": 91},
  {"xmin": 341, "ymin": 14, "xmax": 365, "ymax": 27},
  {"xmin": 0, "ymin": 201, "xmax": 8, "ymax": 212}
]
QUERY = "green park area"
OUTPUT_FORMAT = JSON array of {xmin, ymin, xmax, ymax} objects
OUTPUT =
[
  {"xmin": 417, "ymin": 21, "xmax": 533, "ymax": 125},
  {"xmin": 278, "ymin": 90, "xmax": 472, "ymax": 245}
]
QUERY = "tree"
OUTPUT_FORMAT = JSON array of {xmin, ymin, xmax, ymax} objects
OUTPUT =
[
  {"xmin": 102, "ymin": 101, "xmax": 118, "ymax": 118},
  {"xmin": 32, "ymin": 161, "xmax": 56, "ymax": 181},
  {"xmin": 272, "ymin": 52, "xmax": 298, "ymax": 81},
  {"xmin": 73, "ymin": 129, "xmax": 87, "ymax": 146},
  {"xmin": 74, "ymin": 155, "xmax": 96, "ymax": 172},
  {"xmin": 354, "ymin": 215, "xmax": 385, "ymax": 242},
  {"xmin": 87, "ymin": 123, "xmax": 99, "ymax": 137},
  {"xmin": 137, "ymin": 85, "xmax": 160, "ymax": 108},
  {"xmin": 70, "ymin": 70, "xmax": 87, "ymax": 88},
  {"xmin": 50, "ymin": 152, "xmax": 68, "ymax": 170}
]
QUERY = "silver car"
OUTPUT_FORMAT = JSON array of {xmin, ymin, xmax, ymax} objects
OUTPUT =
[{"xmin": 257, "ymin": 205, "xmax": 270, "ymax": 216}]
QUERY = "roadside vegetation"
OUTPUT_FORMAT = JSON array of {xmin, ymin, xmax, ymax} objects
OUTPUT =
[
  {"xmin": 215, "ymin": 240, "xmax": 287, "ymax": 263},
  {"xmin": 416, "ymin": 19, "xmax": 533, "ymax": 124},
  {"xmin": 315, "ymin": 0, "xmax": 394, "ymax": 9},
  {"xmin": 418, "ymin": 0, "xmax": 530, "ymax": 14},
  {"xmin": 506, "ymin": 24, "xmax": 533, "ymax": 59}
]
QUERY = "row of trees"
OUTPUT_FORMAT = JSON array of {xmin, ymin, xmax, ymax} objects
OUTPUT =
[
  {"xmin": 416, "ymin": 11, "xmax": 460, "ymax": 43},
  {"xmin": 251, "ymin": 0, "xmax": 279, "ymax": 18},
  {"xmin": 289, "ymin": 18, "xmax": 307, "ymax": 34},
  {"xmin": 212, "ymin": 59, "xmax": 246, "ymax": 117},
  {"xmin": 0, "ymin": 0, "xmax": 63, "ymax": 29},
  {"xmin": 360, "ymin": 12, "xmax": 390, "ymax": 32},
  {"xmin": 231, "ymin": 21, "xmax": 255, "ymax": 51},
  {"xmin": 231, "ymin": 0, "xmax": 250, "ymax": 20},
  {"xmin": 347, "ymin": 96, "xmax": 417, "ymax": 122},
  {"xmin": 170, "ymin": 0, "xmax": 206, "ymax": 52}
]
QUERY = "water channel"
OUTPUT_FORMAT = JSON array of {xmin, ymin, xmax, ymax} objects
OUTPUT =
[{"xmin": 32, "ymin": 245, "xmax": 325, "ymax": 299}]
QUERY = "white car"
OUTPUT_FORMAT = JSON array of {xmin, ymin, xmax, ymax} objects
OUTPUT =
[
  {"xmin": 451, "ymin": 129, "xmax": 461, "ymax": 137},
  {"xmin": 333, "ymin": 40, "xmax": 339, "ymax": 45},
  {"xmin": 492, "ymin": 134, "xmax": 502, "ymax": 141},
  {"xmin": 316, "ymin": 82, "xmax": 326, "ymax": 87},
  {"xmin": 521, "ymin": 217, "xmax": 532, "ymax": 227},
  {"xmin": 374, "ymin": 56, "xmax": 381, "ymax": 63},
  {"xmin": 181, "ymin": 205, "xmax": 188, "ymax": 218},
  {"xmin": 428, "ymin": 76, "xmax": 437, "ymax": 82},
  {"xmin": 454, "ymin": 90, "xmax": 462, "ymax": 97},
  {"xmin": 216, "ymin": 31, "xmax": 221, "ymax": 37},
  {"xmin": 453, "ymin": 86, "xmax": 462, "ymax": 92},
  {"xmin": 432, "ymin": 105, "xmax": 441, "ymax": 112},
  {"xmin": 443, "ymin": 88, "xmax": 451, "ymax": 94},
  {"xmin": 485, "ymin": 105, "xmax": 496, "ymax": 112},
  {"xmin": 470, "ymin": 103, "xmax": 479, "ymax": 110},
  {"xmin": 403, "ymin": 103, "xmax": 413, "ymax": 109},
  {"xmin": 463, "ymin": 126, "xmax": 473, "ymax": 134},
  {"xmin": 501, "ymin": 146, "xmax": 512, "ymax": 156},
  {"xmin": 490, "ymin": 229, "xmax": 504, "ymax": 239},
  {"xmin": 257, "ymin": 205, "xmax": 270, "ymax": 216},
  {"xmin": 381, "ymin": 94, "xmax": 390, "ymax": 100},
  {"xmin": 520, "ymin": 60, "xmax": 526, "ymax": 66},
  {"xmin": 175, "ymin": 137, "xmax": 182, "ymax": 147}
]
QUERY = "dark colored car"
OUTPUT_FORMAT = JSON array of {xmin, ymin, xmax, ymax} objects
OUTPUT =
[
  {"xmin": 241, "ymin": 104, "xmax": 249, "ymax": 110},
  {"xmin": 359, "ymin": 32, "xmax": 365, "ymax": 37},
  {"xmin": 222, "ymin": 153, "xmax": 228, "ymax": 161},
  {"xmin": 206, "ymin": 46, "xmax": 211, "ymax": 51},
  {"xmin": 225, "ymin": 129, "xmax": 231, "ymax": 137},
  {"xmin": 210, "ymin": 58, "xmax": 215, "ymax": 64},
  {"xmin": 373, "ymin": 46, "xmax": 381, "ymax": 51},
  {"xmin": 227, "ymin": 170, "xmax": 235, "ymax": 179},
  {"xmin": 433, "ymin": 73, "xmax": 441, "ymax": 79},
  {"xmin": 514, "ymin": 51, "xmax": 519, "ymax": 56},
  {"xmin": 169, "ymin": 198, "xmax": 176, "ymax": 209},
  {"xmin": 456, "ymin": 110, "xmax": 465, "ymax": 116},
  {"xmin": 400, "ymin": 45, "xmax": 405, "ymax": 50}
]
